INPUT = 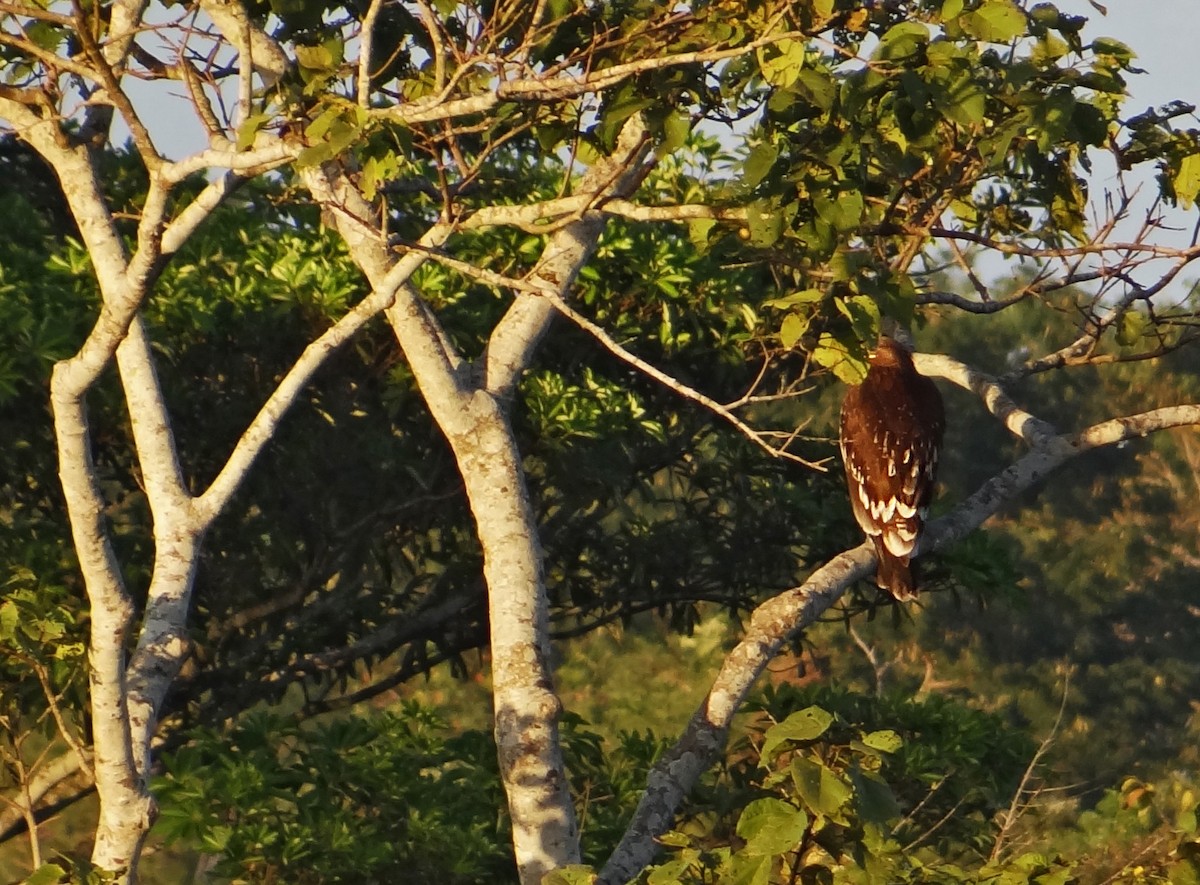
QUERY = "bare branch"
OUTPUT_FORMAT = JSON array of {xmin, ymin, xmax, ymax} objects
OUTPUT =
[
  {"xmin": 989, "ymin": 674, "xmax": 1071, "ymax": 863},
  {"xmin": 917, "ymin": 289, "xmax": 1030, "ymax": 314},
  {"xmin": 547, "ymin": 292, "xmax": 832, "ymax": 470},
  {"xmin": 0, "ymin": 750, "xmax": 94, "ymax": 844},
  {"xmin": 913, "ymin": 352, "xmax": 1060, "ymax": 446},
  {"xmin": 927, "ymin": 225, "xmax": 1200, "ymax": 262},
  {"xmin": 357, "ymin": 0, "xmax": 386, "ymax": 107},
  {"xmin": 374, "ymin": 31, "xmax": 809, "ymax": 127},
  {"xmin": 195, "ymin": 227, "xmax": 449, "ymax": 523},
  {"xmin": 197, "ymin": 0, "xmax": 288, "ymax": 86}
]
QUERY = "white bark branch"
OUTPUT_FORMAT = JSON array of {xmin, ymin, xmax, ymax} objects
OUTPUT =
[
  {"xmin": 0, "ymin": 750, "xmax": 95, "ymax": 842},
  {"xmin": 483, "ymin": 114, "xmax": 653, "ymax": 401},
  {"xmin": 373, "ymin": 31, "xmax": 806, "ymax": 127},
  {"xmin": 194, "ymin": 236, "xmax": 446, "ymax": 523},
  {"xmin": 197, "ymin": 0, "xmax": 289, "ymax": 86},
  {"xmin": 458, "ymin": 194, "xmax": 744, "ymax": 234}
]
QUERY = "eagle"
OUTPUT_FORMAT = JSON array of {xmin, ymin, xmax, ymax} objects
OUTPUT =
[{"xmin": 839, "ymin": 336, "xmax": 945, "ymax": 601}]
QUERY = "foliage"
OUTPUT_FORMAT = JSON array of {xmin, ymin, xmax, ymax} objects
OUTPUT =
[
  {"xmin": 154, "ymin": 703, "xmax": 514, "ymax": 884},
  {"xmin": 1066, "ymin": 776, "xmax": 1200, "ymax": 884},
  {"xmin": 152, "ymin": 702, "xmax": 669, "ymax": 883}
]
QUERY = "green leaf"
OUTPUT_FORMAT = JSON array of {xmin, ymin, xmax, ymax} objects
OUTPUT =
[
  {"xmin": 725, "ymin": 853, "xmax": 773, "ymax": 885},
  {"xmin": 833, "ymin": 294, "xmax": 879, "ymax": 342},
  {"xmin": 646, "ymin": 856, "xmax": 694, "ymax": 884},
  {"xmin": 236, "ymin": 113, "xmax": 271, "ymax": 151},
  {"xmin": 361, "ymin": 153, "xmax": 403, "ymax": 202},
  {"xmin": 829, "ymin": 249, "xmax": 874, "ymax": 283},
  {"xmin": 1091, "ymin": 37, "xmax": 1135, "ymax": 65},
  {"xmin": 791, "ymin": 755, "xmax": 853, "ymax": 820},
  {"xmin": 779, "ymin": 312, "xmax": 809, "ymax": 348},
  {"xmin": 736, "ymin": 797, "xmax": 808, "ymax": 856},
  {"xmin": 758, "ymin": 38, "xmax": 806, "ymax": 89},
  {"xmin": 306, "ymin": 105, "xmax": 342, "ymax": 141},
  {"xmin": 535, "ymin": 121, "xmax": 572, "ymax": 152},
  {"xmin": 1115, "ymin": 310, "xmax": 1147, "ymax": 348},
  {"xmin": 760, "ymin": 706, "xmax": 834, "ymax": 761},
  {"xmin": 849, "ymin": 766, "xmax": 901, "ymax": 825},
  {"xmin": 542, "ymin": 865, "xmax": 598, "ymax": 885},
  {"xmin": 0, "ymin": 599, "xmax": 17, "ymax": 641},
  {"xmin": 688, "ymin": 217, "xmax": 717, "ymax": 252},
  {"xmin": 657, "ymin": 831, "xmax": 693, "ymax": 849},
  {"xmin": 875, "ymin": 21, "xmax": 929, "ymax": 61},
  {"xmin": 24, "ymin": 864, "xmax": 67, "ymax": 885},
  {"xmin": 813, "ymin": 191, "xmax": 863, "ymax": 233},
  {"xmin": 936, "ymin": 70, "xmax": 987, "ymax": 127},
  {"xmin": 1177, "ymin": 805, "xmax": 1198, "ymax": 835},
  {"xmin": 764, "ymin": 289, "xmax": 825, "ymax": 309},
  {"xmin": 962, "ymin": 0, "xmax": 1027, "ymax": 44},
  {"xmin": 743, "ymin": 141, "xmax": 780, "ymax": 189},
  {"xmin": 661, "ymin": 110, "xmax": 691, "ymax": 153},
  {"xmin": 812, "ymin": 331, "xmax": 867, "ymax": 384},
  {"xmin": 794, "ymin": 68, "xmax": 837, "ymax": 111},
  {"xmin": 597, "ymin": 85, "xmax": 654, "ymax": 151},
  {"xmin": 1174, "ymin": 153, "xmax": 1200, "ymax": 208},
  {"xmin": 295, "ymin": 42, "xmax": 335, "ymax": 70},
  {"xmin": 860, "ymin": 729, "xmax": 903, "ymax": 754},
  {"xmin": 745, "ymin": 198, "xmax": 793, "ymax": 248}
]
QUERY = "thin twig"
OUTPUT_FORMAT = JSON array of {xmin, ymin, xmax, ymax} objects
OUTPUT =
[{"xmin": 988, "ymin": 672, "xmax": 1072, "ymax": 862}]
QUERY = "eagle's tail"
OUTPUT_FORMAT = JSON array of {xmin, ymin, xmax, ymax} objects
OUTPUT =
[{"xmin": 873, "ymin": 542, "xmax": 918, "ymax": 601}]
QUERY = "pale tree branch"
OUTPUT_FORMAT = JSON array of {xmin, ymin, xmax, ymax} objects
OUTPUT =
[
  {"xmin": 160, "ymin": 141, "xmax": 298, "ymax": 183},
  {"xmin": 0, "ymin": 750, "xmax": 94, "ymax": 844},
  {"xmin": 357, "ymin": 0, "xmax": 386, "ymax": 108},
  {"xmin": 483, "ymin": 114, "xmax": 655, "ymax": 401},
  {"xmin": 197, "ymin": 0, "xmax": 288, "ymax": 86},
  {"xmin": 913, "ymin": 353, "xmax": 1060, "ymax": 446},
  {"xmin": 599, "ymin": 382, "xmax": 1200, "ymax": 883},
  {"xmin": 458, "ymin": 194, "xmax": 745, "ymax": 234},
  {"xmin": 194, "ymin": 230, "xmax": 449, "ymax": 523},
  {"xmin": 115, "ymin": 318, "xmax": 198, "ymax": 782},
  {"xmin": 374, "ymin": 30, "xmax": 808, "ymax": 127}
]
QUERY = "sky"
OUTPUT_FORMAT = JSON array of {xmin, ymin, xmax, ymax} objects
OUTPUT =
[{"xmin": 1033, "ymin": 0, "xmax": 1200, "ymax": 301}]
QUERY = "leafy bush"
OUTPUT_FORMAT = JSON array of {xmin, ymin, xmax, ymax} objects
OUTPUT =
[
  {"xmin": 641, "ymin": 686, "xmax": 1071, "ymax": 884},
  {"xmin": 154, "ymin": 703, "xmax": 514, "ymax": 884}
]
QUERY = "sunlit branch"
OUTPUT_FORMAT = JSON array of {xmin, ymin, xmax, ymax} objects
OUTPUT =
[
  {"xmin": 600, "ymin": 392, "xmax": 1200, "ymax": 884},
  {"xmin": 927, "ymin": 225, "xmax": 1200, "ymax": 262},
  {"xmin": 375, "ymin": 30, "xmax": 808, "ymax": 127},
  {"xmin": 357, "ymin": 0, "xmax": 385, "ymax": 107}
]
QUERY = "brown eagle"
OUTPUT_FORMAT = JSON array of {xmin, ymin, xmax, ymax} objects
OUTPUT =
[{"xmin": 839, "ymin": 336, "xmax": 945, "ymax": 600}]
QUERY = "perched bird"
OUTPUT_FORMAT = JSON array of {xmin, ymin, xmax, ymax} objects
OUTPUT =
[{"xmin": 839, "ymin": 336, "xmax": 945, "ymax": 600}]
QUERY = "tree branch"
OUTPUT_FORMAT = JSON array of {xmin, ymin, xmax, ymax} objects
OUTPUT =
[
  {"xmin": 374, "ymin": 31, "xmax": 807, "ymax": 127},
  {"xmin": 598, "ymin": 387, "xmax": 1200, "ymax": 883},
  {"xmin": 483, "ymin": 114, "xmax": 654, "ymax": 401}
]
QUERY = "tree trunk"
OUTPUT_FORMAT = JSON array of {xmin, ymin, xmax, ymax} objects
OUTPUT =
[{"xmin": 426, "ymin": 387, "xmax": 580, "ymax": 882}]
